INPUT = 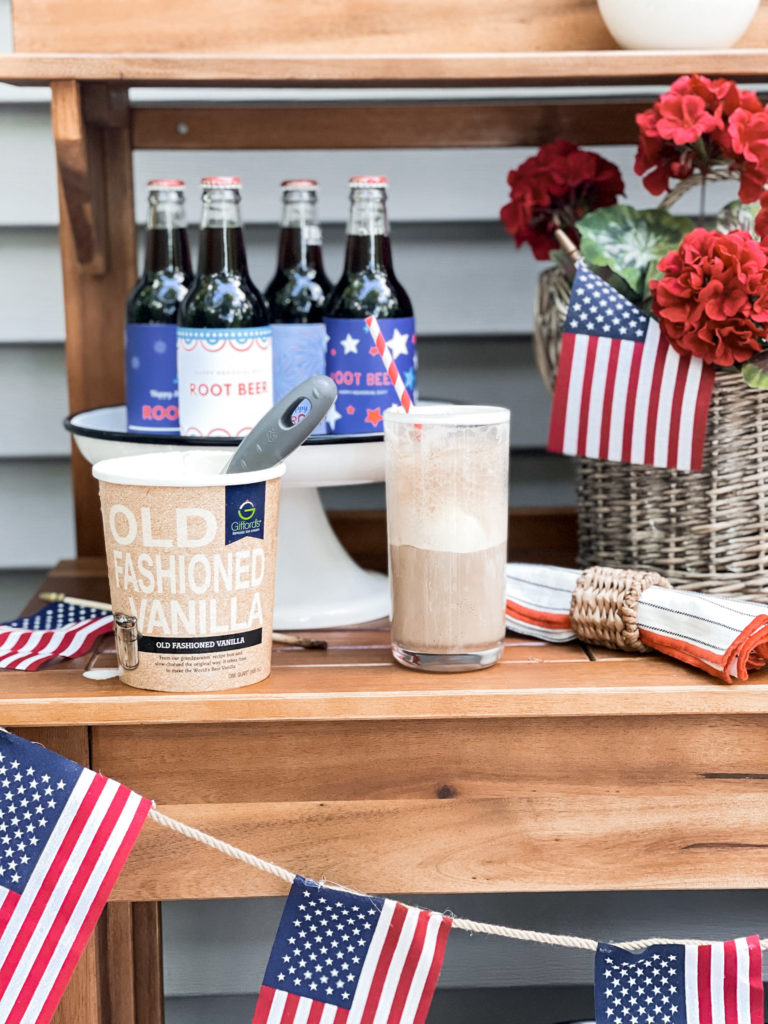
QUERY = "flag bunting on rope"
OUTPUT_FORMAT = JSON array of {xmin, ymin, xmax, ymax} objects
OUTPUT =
[
  {"xmin": 595, "ymin": 937, "xmax": 764, "ymax": 1024},
  {"xmin": 547, "ymin": 264, "xmax": 715, "ymax": 471},
  {"xmin": 0, "ymin": 602, "xmax": 114, "ymax": 672},
  {"xmin": 253, "ymin": 875, "xmax": 452, "ymax": 1024},
  {"xmin": 0, "ymin": 729, "xmax": 150, "ymax": 1024}
]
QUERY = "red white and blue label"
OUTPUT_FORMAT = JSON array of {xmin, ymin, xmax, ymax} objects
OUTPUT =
[
  {"xmin": 323, "ymin": 316, "xmax": 416, "ymax": 433},
  {"xmin": 271, "ymin": 323, "xmax": 328, "ymax": 434},
  {"xmin": 124, "ymin": 323, "xmax": 179, "ymax": 434}
]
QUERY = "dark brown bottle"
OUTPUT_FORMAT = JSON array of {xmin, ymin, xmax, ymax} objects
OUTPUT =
[
  {"xmin": 176, "ymin": 177, "xmax": 274, "ymax": 438},
  {"xmin": 125, "ymin": 179, "xmax": 192, "ymax": 434},
  {"xmin": 265, "ymin": 182, "xmax": 331, "ymax": 428},
  {"xmin": 324, "ymin": 176, "xmax": 416, "ymax": 434}
]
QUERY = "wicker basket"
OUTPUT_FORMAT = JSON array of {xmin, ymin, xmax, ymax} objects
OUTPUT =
[{"xmin": 533, "ymin": 268, "xmax": 768, "ymax": 600}]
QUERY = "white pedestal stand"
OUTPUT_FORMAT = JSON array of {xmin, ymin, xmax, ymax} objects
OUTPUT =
[{"xmin": 274, "ymin": 486, "xmax": 389, "ymax": 628}]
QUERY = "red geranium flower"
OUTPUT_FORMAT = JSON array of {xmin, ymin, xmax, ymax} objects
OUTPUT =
[
  {"xmin": 501, "ymin": 139, "xmax": 624, "ymax": 260},
  {"xmin": 651, "ymin": 228, "xmax": 768, "ymax": 366},
  {"xmin": 635, "ymin": 74, "xmax": 768, "ymax": 201}
]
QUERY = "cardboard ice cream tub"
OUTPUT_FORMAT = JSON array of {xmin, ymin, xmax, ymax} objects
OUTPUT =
[{"xmin": 93, "ymin": 449, "xmax": 285, "ymax": 692}]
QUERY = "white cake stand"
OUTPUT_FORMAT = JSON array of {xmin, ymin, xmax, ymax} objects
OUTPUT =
[{"xmin": 66, "ymin": 406, "xmax": 390, "ymax": 629}]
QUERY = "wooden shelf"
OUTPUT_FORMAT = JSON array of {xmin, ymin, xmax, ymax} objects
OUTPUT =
[{"xmin": 2, "ymin": 51, "xmax": 768, "ymax": 87}]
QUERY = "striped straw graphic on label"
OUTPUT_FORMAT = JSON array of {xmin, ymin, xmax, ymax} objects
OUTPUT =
[{"xmin": 364, "ymin": 315, "xmax": 413, "ymax": 413}]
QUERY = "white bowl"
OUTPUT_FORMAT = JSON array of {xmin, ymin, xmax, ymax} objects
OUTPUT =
[{"xmin": 597, "ymin": 0, "xmax": 759, "ymax": 48}]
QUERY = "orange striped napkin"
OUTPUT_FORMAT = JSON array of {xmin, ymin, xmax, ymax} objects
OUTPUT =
[{"xmin": 505, "ymin": 563, "xmax": 768, "ymax": 683}]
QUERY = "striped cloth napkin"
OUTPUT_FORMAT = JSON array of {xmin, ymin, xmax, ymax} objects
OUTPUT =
[{"xmin": 505, "ymin": 563, "xmax": 768, "ymax": 683}]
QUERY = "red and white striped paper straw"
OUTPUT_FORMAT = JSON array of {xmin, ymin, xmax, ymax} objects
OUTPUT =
[{"xmin": 364, "ymin": 314, "xmax": 413, "ymax": 413}]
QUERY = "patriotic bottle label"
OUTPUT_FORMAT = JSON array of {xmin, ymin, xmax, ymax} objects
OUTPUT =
[
  {"xmin": 324, "ymin": 315, "xmax": 416, "ymax": 433},
  {"xmin": 125, "ymin": 323, "xmax": 180, "ymax": 434},
  {"xmin": 176, "ymin": 325, "xmax": 273, "ymax": 437},
  {"xmin": 271, "ymin": 322, "xmax": 328, "ymax": 435}
]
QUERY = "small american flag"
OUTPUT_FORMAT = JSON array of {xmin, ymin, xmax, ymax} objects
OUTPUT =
[
  {"xmin": 0, "ymin": 602, "xmax": 114, "ymax": 672},
  {"xmin": 595, "ymin": 938, "xmax": 763, "ymax": 1024},
  {"xmin": 0, "ymin": 729, "xmax": 150, "ymax": 1024},
  {"xmin": 253, "ymin": 876, "xmax": 452, "ymax": 1024},
  {"xmin": 547, "ymin": 264, "xmax": 715, "ymax": 471}
]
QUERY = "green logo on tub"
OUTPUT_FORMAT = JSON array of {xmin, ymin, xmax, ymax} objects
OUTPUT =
[
  {"xmin": 225, "ymin": 482, "xmax": 266, "ymax": 545},
  {"xmin": 237, "ymin": 500, "xmax": 258, "ymax": 524}
]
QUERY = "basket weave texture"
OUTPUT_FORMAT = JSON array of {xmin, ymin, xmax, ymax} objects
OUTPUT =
[{"xmin": 534, "ymin": 268, "xmax": 768, "ymax": 600}]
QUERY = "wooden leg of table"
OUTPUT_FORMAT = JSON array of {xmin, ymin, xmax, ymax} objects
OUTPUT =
[
  {"xmin": 132, "ymin": 903, "xmax": 165, "ymax": 1024},
  {"xmin": 51, "ymin": 79, "xmax": 137, "ymax": 558},
  {"xmin": 51, "ymin": 932, "xmax": 102, "ymax": 1024}
]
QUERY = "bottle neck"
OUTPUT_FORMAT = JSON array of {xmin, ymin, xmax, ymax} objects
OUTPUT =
[
  {"xmin": 277, "ymin": 191, "xmax": 324, "ymax": 272},
  {"xmin": 344, "ymin": 188, "xmax": 392, "ymax": 272},
  {"xmin": 198, "ymin": 188, "xmax": 249, "ymax": 276},
  {"xmin": 143, "ymin": 192, "xmax": 191, "ymax": 274}
]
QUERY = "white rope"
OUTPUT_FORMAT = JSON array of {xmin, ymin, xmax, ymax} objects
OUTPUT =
[{"xmin": 148, "ymin": 808, "xmax": 768, "ymax": 952}]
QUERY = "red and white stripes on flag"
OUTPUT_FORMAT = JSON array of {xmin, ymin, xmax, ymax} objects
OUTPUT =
[
  {"xmin": 683, "ymin": 937, "xmax": 763, "ymax": 1024},
  {"xmin": 253, "ymin": 877, "xmax": 451, "ymax": 1024},
  {"xmin": 0, "ymin": 730, "xmax": 150, "ymax": 1024},
  {"xmin": 0, "ymin": 601, "xmax": 114, "ymax": 671},
  {"xmin": 546, "ymin": 265, "xmax": 715, "ymax": 471}
]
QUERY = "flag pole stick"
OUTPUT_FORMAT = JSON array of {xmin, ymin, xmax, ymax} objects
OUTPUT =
[{"xmin": 553, "ymin": 227, "xmax": 583, "ymax": 265}]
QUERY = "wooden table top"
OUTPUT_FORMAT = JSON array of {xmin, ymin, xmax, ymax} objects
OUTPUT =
[{"xmin": 3, "ymin": 559, "xmax": 767, "ymax": 727}]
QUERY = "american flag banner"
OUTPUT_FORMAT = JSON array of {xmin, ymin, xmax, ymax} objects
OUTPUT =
[
  {"xmin": 253, "ymin": 876, "xmax": 452, "ymax": 1024},
  {"xmin": 0, "ymin": 601, "xmax": 114, "ymax": 671},
  {"xmin": 0, "ymin": 729, "xmax": 150, "ymax": 1024},
  {"xmin": 595, "ymin": 938, "xmax": 763, "ymax": 1024},
  {"xmin": 547, "ymin": 264, "xmax": 715, "ymax": 471}
]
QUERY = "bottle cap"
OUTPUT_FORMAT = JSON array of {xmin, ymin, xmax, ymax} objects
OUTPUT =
[
  {"xmin": 349, "ymin": 175, "xmax": 388, "ymax": 188},
  {"xmin": 201, "ymin": 176, "xmax": 242, "ymax": 189},
  {"xmin": 148, "ymin": 179, "xmax": 184, "ymax": 189},
  {"xmin": 281, "ymin": 179, "xmax": 318, "ymax": 190}
]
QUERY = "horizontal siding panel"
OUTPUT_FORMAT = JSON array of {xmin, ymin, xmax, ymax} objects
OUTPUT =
[
  {"xmin": 0, "ymin": 114, "xmax": 741, "ymax": 228},
  {"xmin": 0, "ymin": 337, "xmax": 556, "ymax": 458},
  {"xmin": 0, "ymin": 222, "xmax": 538, "ymax": 341},
  {"xmin": 0, "ymin": 569, "xmax": 49, "ymax": 620},
  {"xmin": 162, "ymin": 890, "xmax": 768, "ymax": 998},
  {"xmin": 0, "ymin": 344, "xmax": 68, "ymax": 455},
  {"xmin": 165, "ymin": 987, "xmax": 596, "ymax": 1024},
  {"xmin": 0, "ymin": 459, "xmax": 75, "ymax": 568}
]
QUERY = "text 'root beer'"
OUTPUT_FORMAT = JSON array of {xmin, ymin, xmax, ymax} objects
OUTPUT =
[{"xmin": 177, "ymin": 177, "xmax": 273, "ymax": 438}]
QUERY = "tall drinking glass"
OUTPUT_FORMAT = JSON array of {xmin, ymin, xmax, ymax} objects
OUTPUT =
[{"xmin": 384, "ymin": 405, "xmax": 510, "ymax": 672}]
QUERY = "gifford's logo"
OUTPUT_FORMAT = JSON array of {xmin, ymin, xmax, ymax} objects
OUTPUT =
[
  {"xmin": 238, "ymin": 500, "xmax": 257, "ymax": 522},
  {"xmin": 225, "ymin": 481, "xmax": 266, "ymax": 545}
]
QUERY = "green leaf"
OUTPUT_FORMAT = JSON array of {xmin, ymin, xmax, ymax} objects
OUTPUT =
[
  {"xmin": 576, "ymin": 205, "xmax": 695, "ymax": 297},
  {"xmin": 714, "ymin": 199, "xmax": 760, "ymax": 236},
  {"xmin": 741, "ymin": 351, "xmax": 768, "ymax": 389}
]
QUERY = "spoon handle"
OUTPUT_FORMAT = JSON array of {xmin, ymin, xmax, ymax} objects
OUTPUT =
[{"xmin": 223, "ymin": 375, "xmax": 338, "ymax": 474}]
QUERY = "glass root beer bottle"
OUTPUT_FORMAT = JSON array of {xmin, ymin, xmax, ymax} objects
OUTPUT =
[
  {"xmin": 324, "ymin": 175, "xmax": 415, "ymax": 434},
  {"xmin": 265, "ymin": 179, "xmax": 332, "ymax": 433},
  {"xmin": 177, "ymin": 176, "xmax": 273, "ymax": 437},
  {"xmin": 125, "ymin": 179, "xmax": 192, "ymax": 435}
]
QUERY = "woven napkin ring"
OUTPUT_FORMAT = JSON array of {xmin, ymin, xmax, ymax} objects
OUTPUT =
[{"xmin": 569, "ymin": 565, "xmax": 672, "ymax": 653}]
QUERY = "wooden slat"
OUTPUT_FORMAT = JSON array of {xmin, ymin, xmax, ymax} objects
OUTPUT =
[
  {"xmin": 13, "ymin": 0, "xmax": 617, "ymax": 56},
  {"xmin": 131, "ymin": 101, "xmax": 644, "ymax": 150},
  {"xmin": 10, "ymin": 0, "xmax": 768, "ymax": 60},
  {"xmin": 111, "ymin": 789, "xmax": 768, "ymax": 899},
  {"xmin": 3, "ymin": 52, "xmax": 768, "ymax": 87},
  {"xmin": 90, "ymin": 715, "xmax": 768, "ymax": 805},
  {"xmin": 52, "ymin": 83, "xmax": 137, "ymax": 558},
  {"xmin": 1, "ymin": 652, "xmax": 767, "ymax": 725},
  {"xmin": 132, "ymin": 904, "xmax": 165, "ymax": 1024}
]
